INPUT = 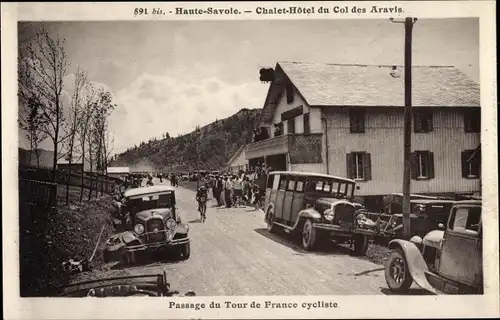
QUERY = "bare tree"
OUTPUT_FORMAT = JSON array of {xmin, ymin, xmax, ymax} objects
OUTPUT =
[
  {"xmin": 81, "ymin": 89, "xmax": 116, "ymax": 199},
  {"xmin": 76, "ymin": 83, "xmax": 100, "ymax": 201},
  {"xmin": 18, "ymin": 25, "xmax": 71, "ymax": 182},
  {"xmin": 63, "ymin": 66, "xmax": 88, "ymax": 204},
  {"xmin": 18, "ymin": 97, "xmax": 49, "ymax": 166}
]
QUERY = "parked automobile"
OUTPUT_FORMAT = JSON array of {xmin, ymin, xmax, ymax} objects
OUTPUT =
[
  {"xmin": 382, "ymin": 193, "xmax": 454, "ymax": 214},
  {"xmin": 103, "ymin": 185, "xmax": 190, "ymax": 264},
  {"xmin": 263, "ymin": 171, "xmax": 378, "ymax": 255},
  {"xmin": 59, "ymin": 272, "xmax": 195, "ymax": 297},
  {"xmin": 384, "ymin": 200, "xmax": 482, "ymax": 294},
  {"xmin": 375, "ymin": 193, "xmax": 456, "ymax": 238}
]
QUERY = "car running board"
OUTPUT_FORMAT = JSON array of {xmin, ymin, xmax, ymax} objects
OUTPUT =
[{"xmin": 272, "ymin": 221, "xmax": 295, "ymax": 232}]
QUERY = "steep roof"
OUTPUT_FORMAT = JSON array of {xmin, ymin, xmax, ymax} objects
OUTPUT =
[{"xmin": 277, "ymin": 61, "xmax": 480, "ymax": 107}]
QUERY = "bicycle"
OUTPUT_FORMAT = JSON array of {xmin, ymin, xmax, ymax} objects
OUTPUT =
[{"xmin": 199, "ymin": 196, "xmax": 207, "ymax": 222}]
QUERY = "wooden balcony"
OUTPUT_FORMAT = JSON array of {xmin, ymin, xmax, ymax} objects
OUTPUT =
[{"xmin": 245, "ymin": 133, "xmax": 323, "ymax": 164}]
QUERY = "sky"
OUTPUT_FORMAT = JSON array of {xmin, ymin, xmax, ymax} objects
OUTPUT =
[{"xmin": 17, "ymin": 18, "xmax": 479, "ymax": 154}]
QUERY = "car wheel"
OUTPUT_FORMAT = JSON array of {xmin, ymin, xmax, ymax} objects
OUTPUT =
[
  {"xmin": 385, "ymin": 249, "xmax": 414, "ymax": 293},
  {"xmin": 301, "ymin": 219, "xmax": 317, "ymax": 251},
  {"xmin": 266, "ymin": 208, "xmax": 276, "ymax": 233},
  {"xmin": 180, "ymin": 242, "xmax": 191, "ymax": 260},
  {"xmin": 352, "ymin": 235, "xmax": 369, "ymax": 256}
]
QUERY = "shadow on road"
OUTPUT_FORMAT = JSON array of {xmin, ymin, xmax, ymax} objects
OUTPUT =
[
  {"xmin": 380, "ymin": 287, "xmax": 431, "ymax": 295},
  {"xmin": 109, "ymin": 251, "xmax": 186, "ymax": 271},
  {"xmin": 353, "ymin": 267, "xmax": 385, "ymax": 276},
  {"xmin": 254, "ymin": 228, "xmax": 352, "ymax": 256}
]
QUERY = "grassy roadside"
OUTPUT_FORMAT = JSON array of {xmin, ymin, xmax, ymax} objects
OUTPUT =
[{"xmin": 20, "ymin": 185, "xmax": 116, "ymax": 296}]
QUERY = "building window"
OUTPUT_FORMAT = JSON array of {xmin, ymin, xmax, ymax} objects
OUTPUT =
[
  {"xmin": 303, "ymin": 113, "xmax": 310, "ymax": 134},
  {"xmin": 461, "ymin": 149, "xmax": 481, "ymax": 178},
  {"xmin": 464, "ymin": 109, "xmax": 480, "ymax": 133},
  {"xmin": 279, "ymin": 176, "xmax": 287, "ymax": 190},
  {"xmin": 346, "ymin": 152, "xmax": 372, "ymax": 181},
  {"xmin": 349, "ymin": 108, "xmax": 365, "ymax": 133},
  {"xmin": 414, "ymin": 109, "xmax": 433, "ymax": 133},
  {"xmin": 287, "ymin": 118, "xmax": 295, "ymax": 134},
  {"xmin": 274, "ymin": 123, "xmax": 283, "ymax": 137},
  {"xmin": 411, "ymin": 151, "xmax": 435, "ymax": 180}
]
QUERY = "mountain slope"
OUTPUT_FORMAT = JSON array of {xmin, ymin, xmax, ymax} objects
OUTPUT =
[{"xmin": 111, "ymin": 108, "xmax": 262, "ymax": 172}]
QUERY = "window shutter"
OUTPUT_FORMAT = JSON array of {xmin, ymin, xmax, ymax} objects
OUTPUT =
[
  {"xmin": 359, "ymin": 109, "xmax": 366, "ymax": 133},
  {"xmin": 414, "ymin": 112, "xmax": 422, "ymax": 133},
  {"xmin": 427, "ymin": 112, "xmax": 434, "ymax": 132},
  {"xmin": 288, "ymin": 118, "xmax": 295, "ymax": 134},
  {"xmin": 349, "ymin": 109, "xmax": 356, "ymax": 133},
  {"xmin": 427, "ymin": 152, "xmax": 435, "ymax": 179},
  {"xmin": 363, "ymin": 153, "xmax": 372, "ymax": 180},
  {"xmin": 346, "ymin": 153, "xmax": 354, "ymax": 179},
  {"xmin": 461, "ymin": 151, "xmax": 469, "ymax": 178},
  {"xmin": 303, "ymin": 113, "xmax": 310, "ymax": 134},
  {"xmin": 464, "ymin": 112, "xmax": 471, "ymax": 132},
  {"xmin": 410, "ymin": 152, "xmax": 418, "ymax": 179}
]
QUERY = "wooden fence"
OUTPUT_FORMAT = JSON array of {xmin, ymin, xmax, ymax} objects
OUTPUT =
[{"xmin": 19, "ymin": 165, "xmax": 120, "ymax": 196}]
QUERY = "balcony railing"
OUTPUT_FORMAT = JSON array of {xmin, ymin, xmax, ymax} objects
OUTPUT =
[{"xmin": 245, "ymin": 133, "xmax": 323, "ymax": 164}]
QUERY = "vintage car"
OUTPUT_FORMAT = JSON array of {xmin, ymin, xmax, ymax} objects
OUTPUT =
[
  {"xmin": 104, "ymin": 185, "xmax": 190, "ymax": 264},
  {"xmin": 377, "ymin": 193, "xmax": 456, "ymax": 238},
  {"xmin": 59, "ymin": 272, "xmax": 195, "ymax": 297},
  {"xmin": 385, "ymin": 200, "xmax": 482, "ymax": 294},
  {"xmin": 382, "ymin": 193, "xmax": 453, "ymax": 214},
  {"xmin": 264, "ymin": 171, "xmax": 378, "ymax": 255}
]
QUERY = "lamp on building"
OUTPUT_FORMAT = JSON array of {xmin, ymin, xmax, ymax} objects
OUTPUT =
[{"xmin": 390, "ymin": 65, "xmax": 402, "ymax": 78}]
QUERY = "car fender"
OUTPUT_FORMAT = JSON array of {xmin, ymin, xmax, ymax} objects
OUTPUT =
[
  {"xmin": 122, "ymin": 231, "xmax": 140, "ymax": 245},
  {"xmin": 298, "ymin": 208, "xmax": 322, "ymax": 221},
  {"xmin": 388, "ymin": 239, "xmax": 438, "ymax": 294},
  {"xmin": 287, "ymin": 208, "xmax": 321, "ymax": 230},
  {"xmin": 175, "ymin": 222, "xmax": 189, "ymax": 234}
]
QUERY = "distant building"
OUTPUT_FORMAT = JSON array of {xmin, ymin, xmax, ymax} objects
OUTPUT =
[
  {"xmin": 107, "ymin": 166, "xmax": 130, "ymax": 179},
  {"xmin": 227, "ymin": 146, "xmax": 249, "ymax": 174},
  {"xmin": 57, "ymin": 160, "xmax": 84, "ymax": 172},
  {"xmin": 246, "ymin": 61, "xmax": 480, "ymax": 209}
]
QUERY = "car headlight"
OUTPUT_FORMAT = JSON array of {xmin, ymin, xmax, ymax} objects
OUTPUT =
[
  {"xmin": 323, "ymin": 209, "xmax": 334, "ymax": 221},
  {"xmin": 416, "ymin": 204, "xmax": 426, "ymax": 212},
  {"xmin": 134, "ymin": 224, "xmax": 145, "ymax": 234},
  {"xmin": 166, "ymin": 219, "xmax": 177, "ymax": 229}
]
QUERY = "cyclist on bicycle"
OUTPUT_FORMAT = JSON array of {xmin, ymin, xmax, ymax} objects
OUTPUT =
[{"xmin": 196, "ymin": 185, "xmax": 208, "ymax": 213}]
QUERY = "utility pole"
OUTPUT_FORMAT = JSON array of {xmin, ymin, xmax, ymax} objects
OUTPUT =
[{"xmin": 391, "ymin": 17, "xmax": 417, "ymax": 239}]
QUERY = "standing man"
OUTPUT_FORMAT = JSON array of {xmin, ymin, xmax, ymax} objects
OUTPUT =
[
  {"xmin": 225, "ymin": 176, "xmax": 233, "ymax": 208},
  {"xmin": 242, "ymin": 176, "xmax": 251, "ymax": 207},
  {"xmin": 233, "ymin": 174, "xmax": 243, "ymax": 208},
  {"xmin": 215, "ymin": 176, "xmax": 223, "ymax": 206}
]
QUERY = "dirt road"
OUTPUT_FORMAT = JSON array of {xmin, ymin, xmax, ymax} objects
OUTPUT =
[{"xmin": 77, "ymin": 180, "xmax": 388, "ymax": 296}]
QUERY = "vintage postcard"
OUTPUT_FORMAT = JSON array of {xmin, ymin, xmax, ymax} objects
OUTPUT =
[{"xmin": 2, "ymin": 1, "xmax": 498, "ymax": 319}]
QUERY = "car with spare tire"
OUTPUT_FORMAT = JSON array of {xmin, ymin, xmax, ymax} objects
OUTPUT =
[{"xmin": 263, "ymin": 171, "xmax": 378, "ymax": 255}]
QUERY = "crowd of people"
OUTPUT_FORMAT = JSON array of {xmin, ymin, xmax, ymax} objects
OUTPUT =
[
  {"xmin": 118, "ymin": 165, "xmax": 273, "ymax": 211},
  {"xmin": 203, "ymin": 165, "xmax": 272, "ymax": 210}
]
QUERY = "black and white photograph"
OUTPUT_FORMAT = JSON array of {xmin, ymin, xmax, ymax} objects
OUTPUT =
[{"xmin": 2, "ymin": 1, "xmax": 498, "ymax": 319}]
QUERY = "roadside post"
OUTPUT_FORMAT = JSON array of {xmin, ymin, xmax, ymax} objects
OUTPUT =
[{"xmin": 391, "ymin": 17, "xmax": 418, "ymax": 239}]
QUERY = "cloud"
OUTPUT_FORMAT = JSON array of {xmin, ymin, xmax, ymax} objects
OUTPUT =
[{"xmin": 110, "ymin": 73, "xmax": 268, "ymax": 154}]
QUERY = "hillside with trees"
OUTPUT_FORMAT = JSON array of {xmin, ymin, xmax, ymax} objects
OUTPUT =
[{"xmin": 111, "ymin": 108, "xmax": 262, "ymax": 172}]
